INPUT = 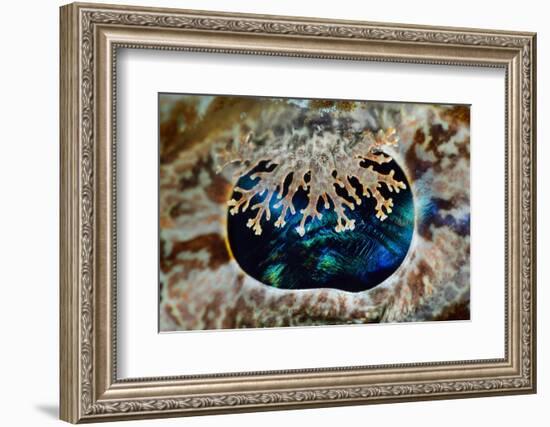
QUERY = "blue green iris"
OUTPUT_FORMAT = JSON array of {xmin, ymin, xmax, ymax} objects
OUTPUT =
[{"xmin": 227, "ymin": 160, "xmax": 414, "ymax": 292}]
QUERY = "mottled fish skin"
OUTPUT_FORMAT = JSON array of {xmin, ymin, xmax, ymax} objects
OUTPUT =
[{"xmin": 159, "ymin": 95, "xmax": 470, "ymax": 331}]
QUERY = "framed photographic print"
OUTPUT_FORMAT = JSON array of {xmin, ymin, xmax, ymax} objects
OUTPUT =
[{"xmin": 60, "ymin": 2, "xmax": 537, "ymax": 423}]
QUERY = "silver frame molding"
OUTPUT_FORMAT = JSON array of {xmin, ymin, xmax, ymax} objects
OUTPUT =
[{"xmin": 60, "ymin": 2, "xmax": 537, "ymax": 423}]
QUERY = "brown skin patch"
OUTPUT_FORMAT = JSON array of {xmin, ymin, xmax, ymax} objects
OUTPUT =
[
  {"xmin": 317, "ymin": 292, "xmax": 329, "ymax": 303},
  {"xmin": 337, "ymin": 294, "xmax": 348, "ymax": 316},
  {"xmin": 406, "ymin": 107, "xmax": 470, "ymax": 182},
  {"xmin": 370, "ymin": 287, "xmax": 389, "ymax": 306},
  {"xmin": 458, "ymin": 136, "xmax": 470, "ymax": 161},
  {"xmin": 221, "ymin": 295, "xmax": 247, "ymax": 329},
  {"xmin": 234, "ymin": 274, "xmax": 245, "ymax": 294},
  {"xmin": 335, "ymin": 100, "xmax": 356, "ymax": 112},
  {"xmin": 428, "ymin": 121, "xmax": 469, "ymax": 174},
  {"xmin": 205, "ymin": 174, "xmax": 232, "ymax": 204},
  {"xmin": 169, "ymin": 202, "xmax": 199, "ymax": 219},
  {"xmin": 348, "ymin": 309, "xmax": 370, "ymax": 321},
  {"xmin": 160, "ymin": 99, "xmax": 200, "ymax": 164},
  {"xmin": 431, "ymin": 197, "xmax": 454, "ymax": 210},
  {"xmin": 161, "ymin": 97, "xmax": 276, "ymax": 165},
  {"xmin": 442, "ymin": 105, "xmax": 470, "ymax": 128},
  {"xmin": 164, "ymin": 304, "xmax": 180, "ymax": 327},
  {"xmin": 233, "ymin": 295, "xmax": 257, "ymax": 328},
  {"xmin": 406, "ymin": 259, "xmax": 435, "ymax": 307},
  {"xmin": 297, "ymin": 294, "xmax": 313, "ymax": 310},
  {"xmin": 220, "ymin": 303, "xmax": 237, "ymax": 329},
  {"xmin": 176, "ymin": 158, "xmax": 206, "ymax": 194},
  {"xmin": 310, "ymin": 99, "xmax": 335, "ymax": 110},
  {"xmin": 177, "ymin": 156, "xmax": 211, "ymax": 194},
  {"xmin": 433, "ymin": 299, "xmax": 470, "ymax": 321},
  {"xmin": 279, "ymin": 293, "xmax": 297, "ymax": 308},
  {"xmin": 394, "ymin": 283, "xmax": 402, "ymax": 300},
  {"xmin": 166, "ymin": 261, "xmax": 207, "ymax": 295},
  {"xmin": 173, "ymin": 154, "xmax": 231, "ymax": 206},
  {"xmin": 175, "ymin": 302, "xmax": 197, "ymax": 325},
  {"xmin": 414, "ymin": 128, "xmax": 425, "ymax": 145},
  {"xmin": 425, "ymin": 123, "xmax": 456, "ymax": 154},
  {"xmin": 201, "ymin": 291, "xmax": 224, "ymax": 329},
  {"xmin": 406, "ymin": 129, "xmax": 433, "ymax": 180},
  {"xmin": 418, "ymin": 220, "xmax": 434, "ymax": 241},
  {"xmin": 249, "ymin": 289, "xmax": 266, "ymax": 306},
  {"xmin": 160, "ymin": 233, "xmax": 230, "ymax": 274}
]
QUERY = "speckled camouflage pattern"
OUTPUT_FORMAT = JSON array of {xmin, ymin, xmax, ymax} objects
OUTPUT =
[{"xmin": 159, "ymin": 94, "xmax": 470, "ymax": 331}]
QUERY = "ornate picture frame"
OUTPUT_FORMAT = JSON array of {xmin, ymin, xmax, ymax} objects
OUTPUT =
[{"xmin": 60, "ymin": 2, "xmax": 536, "ymax": 423}]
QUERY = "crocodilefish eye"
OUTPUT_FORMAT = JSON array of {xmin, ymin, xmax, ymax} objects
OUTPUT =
[
  {"xmin": 159, "ymin": 94, "xmax": 470, "ymax": 330},
  {"xmin": 218, "ymin": 106, "xmax": 414, "ymax": 292}
]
